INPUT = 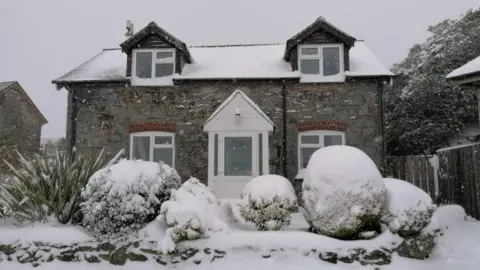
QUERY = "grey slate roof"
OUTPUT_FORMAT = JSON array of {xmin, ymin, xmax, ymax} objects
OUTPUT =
[{"xmin": 0, "ymin": 81, "xmax": 16, "ymax": 92}]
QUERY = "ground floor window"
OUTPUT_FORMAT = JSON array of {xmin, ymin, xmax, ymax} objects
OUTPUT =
[
  {"xmin": 129, "ymin": 131, "xmax": 175, "ymax": 167},
  {"xmin": 298, "ymin": 130, "xmax": 345, "ymax": 169}
]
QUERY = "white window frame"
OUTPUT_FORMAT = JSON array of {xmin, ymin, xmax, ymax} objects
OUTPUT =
[
  {"xmin": 297, "ymin": 130, "xmax": 346, "ymax": 169},
  {"xmin": 132, "ymin": 48, "xmax": 176, "ymax": 80},
  {"xmin": 129, "ymin": 131, "xmax": 175, "ymax": 168},
  {"xmin": 298, "ymin": 44, "xmax": 344, "ymax": 82}
]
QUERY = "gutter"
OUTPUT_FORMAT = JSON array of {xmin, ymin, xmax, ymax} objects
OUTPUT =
[
  {"xmin": 378, "ymin": 79, "xmax": 387, "ymax": 176},
  {"xmin": 281, "ymin": 82, "xmax": 288, "ymax": 177}
]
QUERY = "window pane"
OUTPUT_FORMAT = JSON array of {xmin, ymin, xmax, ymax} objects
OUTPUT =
[
  {"xmin": 258, "ymin": 133, "xmax": 263, "ymax": 175},
  {"xmin": 224, "ymin": 137, "xmax": 252, "ymax": 176},
  {"xmin": 300, "ymin": 59, "xmax": 320, "ymax": 74},
  {"xmin": 324, "ymin": 135, "xmax": 343, "ymax": 147},
  {"xmin": 300, "ymin": 147, "xmax": 318, "ymax": 168},
  {"xmin": 135, "ymin": 52, "xmax": 152, "ymax": 78},
  {"xmin": 154, "ymin": 136, "xmax": 172, "ymax": 145},
  {"xmin": 323, "ymin": 47, "xmax": 340, "ymax": 76},
  {"xmin": 301, "ymin": 135, "xmax": 319, "ymax": 144},
  {"xmin": 155, "ymin": 63, "xmax": 174, "ymax": 77},
  {"xmin": 153, "ymin": 148, "xmax": 173, "ymax": 167},
  {"xmin": 301, "ymin": 47, "xmax": 318, "ymax": 55},
  {"xmin": 132, "ymin": 136, "xmax": 150, "ymax": 161},
  {"xmin": 156, "ymin": 51, "xmax": 173, "ymax": 59}
]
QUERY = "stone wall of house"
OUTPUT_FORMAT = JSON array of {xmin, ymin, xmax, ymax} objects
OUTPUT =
[
  {"xmin": 68, "ymin": 79, "xmax": 383, "ymax": 184},
  {"xmin": 0, "ymin": 84, "xmax": 43, "ymax": 154}
]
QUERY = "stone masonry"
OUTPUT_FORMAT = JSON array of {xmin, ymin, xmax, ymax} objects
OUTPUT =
[{"xmin": 67, "ymin": 79, "xmax": 384, "ymax": 184}]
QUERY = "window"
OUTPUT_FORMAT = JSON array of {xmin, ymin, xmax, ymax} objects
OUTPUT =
[
  {"xmin": 298, "ymin": 44, "xmax": 343, "ymax": 77},
  {"xmin": 298, "ymin": 130, "xmax": 345, "ymax": 169},
  {"xmin": 130, "ymin": 132, "xmax": 175, "ymax": 168},
  {"xmin": 133, "ymin": 49, "xmax": 175, "ymax": 79}
]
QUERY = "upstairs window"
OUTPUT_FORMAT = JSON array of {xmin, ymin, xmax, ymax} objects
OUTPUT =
[
  {"xmin": 298, "ymin": 44, "xmax": 343, "ymax": 79},
  {"xmin": 298, "ymin": 130, "xmax": 345, "ymax": 169},
  {"xmin": 133, "ymin": 48, "xmax": 175, "ymax": 79}
]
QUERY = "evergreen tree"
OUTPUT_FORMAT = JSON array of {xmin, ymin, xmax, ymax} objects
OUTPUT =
[{"xmin": 386, "ymin": 9, "xmax": 480, "ymax": 155}]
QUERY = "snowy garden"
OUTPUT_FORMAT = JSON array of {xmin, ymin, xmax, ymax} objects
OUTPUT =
[{"xmin": 0, "ymin": 145, "xmax": 479, "ymax": 270}]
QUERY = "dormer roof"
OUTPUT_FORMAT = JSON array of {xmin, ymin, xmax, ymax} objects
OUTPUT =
[
  {"xmin": 120, "ymin": 21, "xmax": 193, "ymax": 63},
  {"xmin": 283, "ymin": 16, "xmax": 356, "ymax": 60}
]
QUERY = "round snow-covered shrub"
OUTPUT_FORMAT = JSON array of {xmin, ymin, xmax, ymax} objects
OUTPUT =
[
  {"xmin": 381, "ymin": 178, "xmax": 437, "ymax": 237},
  {"xmin": 239, "ymin": 174, "xmax": 298, "ymax": 231},
  {"xmin": 80, "ymin": 159, "xmax": 181, "ymax": 238},
  {"xmin": 158, "ymin": 177, "xmax": 229, "ymax": 253},
  {"xmin": 302, "ymin": 145, "xmax": 386, "ymax": 238}
]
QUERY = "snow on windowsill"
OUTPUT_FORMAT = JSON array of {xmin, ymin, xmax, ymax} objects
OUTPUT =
[
  {"xmin": 295, "ymin": 168, "xmax": 306, "ymax": 180},
  {"xmin": 130, "ymin": 75, "xmax": 176, "ymax": 86},
  {"xmin": 299, "ymin": 73, "xmax": 345, "ymax": 83}
]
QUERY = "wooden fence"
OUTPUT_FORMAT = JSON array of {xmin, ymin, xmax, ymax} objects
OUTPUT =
[
  {"xmin": 387, "ymin": 155, "xmax": 437, "ymax": 199},
  {"xmin": 388, "ymin": 143, "xmax": 480, "ymax": 220}
]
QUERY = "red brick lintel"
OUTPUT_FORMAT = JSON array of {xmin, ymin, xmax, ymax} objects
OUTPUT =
[
  {"xmin": 128, "ymin": 122, "xmax": 176, "ymax": 133},
  {"xmin": 296, "ymin": 120, "xmax": 348, "ymax": 132}
]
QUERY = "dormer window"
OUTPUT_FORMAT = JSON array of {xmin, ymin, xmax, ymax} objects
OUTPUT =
[
  {"xmin": 298, "ymin": 44, "xmax": 344, "ymax": 81},
  {"xmin": 133, "ymin": 48, "xmax": 175, "ymax": 79}
]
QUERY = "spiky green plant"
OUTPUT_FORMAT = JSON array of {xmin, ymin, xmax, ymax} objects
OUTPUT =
[{"xmin": 0, "ymin": 148, "xmax": 123, "ymax": 224}]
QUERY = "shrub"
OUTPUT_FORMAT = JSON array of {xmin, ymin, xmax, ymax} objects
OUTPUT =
[
  {"xmin": 381, "ymin": 178, "xmax": 437, "ymax": 237},
  {"xmin": 81, "ymin": 159, "xmax": 181, "ymax": 239},
  {"xmin": 158, "ymin": 177, "xmax": 230, "ymax": 253},
  {"xmin": 0, "ymin": 148, "xmax": 117, "ymax": 224},
  {"xmin": 302, "ymin": 145, "xmax": 386, "ymax": 239},
  {"xmin": 239, "ymin": 174, "xmax": 298, "ymax": 231}
]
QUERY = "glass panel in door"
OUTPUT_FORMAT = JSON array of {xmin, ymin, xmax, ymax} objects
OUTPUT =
[{"xmin": 224, "ymin": 137, "xmax": 253, "ymax": 176}]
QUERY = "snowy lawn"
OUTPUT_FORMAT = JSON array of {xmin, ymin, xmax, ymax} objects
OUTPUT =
[{"xmin": 1, "ymin": 204, "xmax": 480, "ymax": 269}]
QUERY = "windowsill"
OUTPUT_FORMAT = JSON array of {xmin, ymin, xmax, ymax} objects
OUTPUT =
[
  {"xmin": 130, "ymin": 75, "xmax": 176, "ymax": 86},
  {"xmin": 299, "ymin": 74, "xmax": 346, "ymax": 83}
]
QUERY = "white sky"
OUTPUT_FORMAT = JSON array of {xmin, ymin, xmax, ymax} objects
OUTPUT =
[{"xmin": 1, "ymin": 0, "xmax": 479, "ymax": 138}]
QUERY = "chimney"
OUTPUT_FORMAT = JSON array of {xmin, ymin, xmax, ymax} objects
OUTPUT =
[{"xmin": 125, "ymin": 20, "xmax": 134, "ymax": 37}]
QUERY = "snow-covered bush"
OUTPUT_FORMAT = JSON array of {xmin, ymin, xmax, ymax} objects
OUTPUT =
[
  {"xmin": 80, "ymin": 159, "xmax": 181, "ymax": 239},
  {"xmin": 239, "ymin": 174, "xmax": 298, "ymax": 231},
  {"xmin": 158, "ymin": 177, "xmax": 229, "ymax": 253},
  {"xmin": 381, "ymin": 178, "xmax": 437, "ymax": 237},
  {"xmin": 302, "ymin": 145, "xmax": 386, "ymax": 239}
]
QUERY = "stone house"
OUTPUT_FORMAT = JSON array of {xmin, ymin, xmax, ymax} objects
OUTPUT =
[
  {"xmin": 52, "ymin": 17, "xmax": 393, "ymax": 198},
  {"xmin": 0, "ymin": 81, "xmax": 47, "ymax": 167}
]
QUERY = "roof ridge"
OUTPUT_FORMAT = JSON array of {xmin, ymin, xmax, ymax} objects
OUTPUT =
[{"xmin": 189, "ymin": 43, "xmax": 285, "ymax": 48}]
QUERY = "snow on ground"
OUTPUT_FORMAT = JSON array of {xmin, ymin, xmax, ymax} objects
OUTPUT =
[
  {"xmin": 0, "ymin": 221, "xmax": 92, "ymax": 244},
  {"xmin": 2, "ymin": 204, "xmax": 480, "ymax": 269}
]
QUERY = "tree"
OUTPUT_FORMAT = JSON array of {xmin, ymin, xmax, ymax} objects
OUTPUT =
[{"xmin": 386, "ymin": 8, "xmax": 480, "ymax": 155}]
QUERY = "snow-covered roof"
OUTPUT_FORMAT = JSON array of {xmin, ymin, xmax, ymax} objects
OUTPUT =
[
  {"xmin": 446, "ymin": 55, "xmax": 480, "ymax": 79},
  {"xmin": 0, "ymin": 81, "xmax": 16, "ymax": 92},
  {"xmin": 52, "ymin": 41, "xmax": 392, "ymax": 83}
]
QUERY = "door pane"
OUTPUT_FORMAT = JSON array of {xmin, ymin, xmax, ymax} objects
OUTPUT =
[
  {"xmin": 300, "ymin": 59, "xmax": 320, "ymax": 74},
  {"xmin": 324, "ymin": 135, "xmax": 343, "ymax": 147},
  {"xmin": 135, "ymin": 52, "xmax": 152, "ymax": 78},
  {"xmin": 323, "ymin": 47, "xmax": 340, "ymax": 76},
  {"xmin": 132, "ymin": 136, "xmax": 150, "ymax": 161},
  {"xmin": 224, "ymin": 137, "xmax": 252, "ymax": 176},
  {"xmin": 300, "ymin": 147, "xmax": 318, "ymax": 169},
  {"xmin": 153, "ymin": 148, "xmax": 173, "ymax": 167}
]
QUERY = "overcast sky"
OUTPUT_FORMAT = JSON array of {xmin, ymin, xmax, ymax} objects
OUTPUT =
[{"xmin": 1, "ymin": 0, "xmax": 479, "ymax": 138}]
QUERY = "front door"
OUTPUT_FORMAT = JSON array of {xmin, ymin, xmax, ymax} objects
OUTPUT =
[{"xmin": 211, "ymin": 132, "xmax": 259, "ymax": 198}]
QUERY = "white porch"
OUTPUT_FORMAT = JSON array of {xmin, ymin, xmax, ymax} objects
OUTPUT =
[{"xmin": 203, "ymin": 90, "xmax": 274, "ymax": 198}]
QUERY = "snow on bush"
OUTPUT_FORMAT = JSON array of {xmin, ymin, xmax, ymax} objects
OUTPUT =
[
  {"xmin": 158, "ymin": 177, "xmax": 230, "ymax": 253},
  {"xmin": 239, "ymin": 174, "xmax": 298, "ymax": 231},
  {"xmin": 381, "ymin": 178, "xmax": 437, "ymax": 237},
  {"xmin": 80, "ymin": 159, "xmax": 181, "ymax": 239},
  {"xmin": 302, "ymin": 145, "xmax": 386, "ymax": 238}
]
